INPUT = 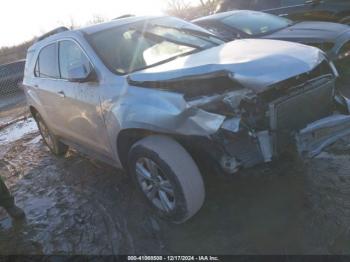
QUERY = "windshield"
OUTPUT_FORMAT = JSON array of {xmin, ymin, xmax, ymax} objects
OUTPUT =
[
  {"xmin": 222, "ymin": 11, "xmax": 293, "ymax": 36},
  {"xmin": 87, "ymin": 17, "xmax": 223, "ymax": 74}
]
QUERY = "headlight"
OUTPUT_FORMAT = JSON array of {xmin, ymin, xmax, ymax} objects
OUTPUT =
[
  {"xmin": 309, "ymin": 42, "xmax": 334, "ymax": 52},
  {"xmin": 338, "ymin": 42, "xmax": 350, "ymax": 60}
]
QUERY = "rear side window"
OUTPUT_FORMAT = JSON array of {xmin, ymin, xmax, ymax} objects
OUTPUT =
[{"xmin": 35, "ymin": 43, "xmax": 59, "ymax": 78}]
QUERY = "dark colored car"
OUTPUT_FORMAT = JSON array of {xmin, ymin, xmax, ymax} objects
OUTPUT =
[
  {"xmin": 193, "ymin": 10, "xmax": 350, "ymax": 76},
  {"xmin": 0, "ymin": 60, "xmax": 25, "ymax": 96},
  {"xmin": 218, "ymin": 0, "xmax": 350, "ymax": 25}
]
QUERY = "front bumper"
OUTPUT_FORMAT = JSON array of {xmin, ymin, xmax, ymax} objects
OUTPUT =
[
  {"xmin": 296, "ymin": 114, "xmax": 350, "ymax": 158},
  {"xmin": 211, "ymin": 113, "xmax": 350, "ymax": 174}
]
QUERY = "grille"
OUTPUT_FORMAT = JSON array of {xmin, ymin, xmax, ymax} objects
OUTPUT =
[
  {"xmin": 269, "ymin": 77, "xmax": 335, "ymax": 153},
  {"xmin": 261, "ymin": 60, "xmax": 334, "ymax": 103}
]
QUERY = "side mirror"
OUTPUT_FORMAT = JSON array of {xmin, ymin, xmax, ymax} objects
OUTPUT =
[{"xmin": 67, "ymin": 64, "xmax": 97, "ymax": 83}]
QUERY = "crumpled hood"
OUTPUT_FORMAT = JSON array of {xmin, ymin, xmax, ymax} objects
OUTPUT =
[
  {"xmin": 129, "ymin": 39, "xmax": 326, "ymax": 93},
  {"xmin": 263, "ymin": 21, "xmax": 350, "ymax": 43}
]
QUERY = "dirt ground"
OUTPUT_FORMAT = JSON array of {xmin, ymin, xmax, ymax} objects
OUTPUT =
[{"xmin": 1, "ymin": 94, "xmax": 350, "ymax": 255}]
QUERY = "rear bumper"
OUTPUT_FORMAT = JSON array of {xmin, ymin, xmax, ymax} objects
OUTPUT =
[{"xmin": 296, "ymin": 114, "xmax": 350, "ymax": 158}]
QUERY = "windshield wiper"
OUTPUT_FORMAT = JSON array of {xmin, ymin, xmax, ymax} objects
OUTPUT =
[
  {"xmin": 126, "ymin": 48, "xmax": 201, "ymax": 75},
  {"xmin": 148, "ymin": 24, "xmax": 224, "ymax": 45},
  {"xmin": 177, "ymin": 27, "xmax": 225, "ymax": 42},
  {"xmin": 131, "ymin": 27, "xmax": 204, "ymax": 50}
]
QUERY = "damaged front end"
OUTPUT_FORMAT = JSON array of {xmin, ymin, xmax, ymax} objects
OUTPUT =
[
  {"xmin": 216, "ymin": 74, "xmax": 350, "ymax": 174},
  {"xmin": 127, "ymin": 42, "xmax": 350, "ymax": 174},
  {"xmin": 193, "ymin": 67, "xmax": 349, "ymax": 174}
]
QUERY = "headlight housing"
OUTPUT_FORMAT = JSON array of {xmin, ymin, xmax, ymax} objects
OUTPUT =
[
  {"xmin": 308, "ymin": 42, "xmax": 334, "ymax": 53},
  {"xmin": 338, "ymin": 42, "xmax": 350, "ymax": 60}
]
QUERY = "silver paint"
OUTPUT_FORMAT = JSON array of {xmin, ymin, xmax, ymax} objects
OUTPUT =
[
  {"xmin": 21, "ymin": 17, "xmax": 347, "ymax": 171},
  {"xmin": 296, "ymin": 114, "xmax": 350, "ymax": 158}
]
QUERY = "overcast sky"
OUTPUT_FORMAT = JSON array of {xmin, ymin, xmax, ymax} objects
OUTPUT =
[{"xmin": 0, "ymin": 0, "xmax": 199, "ymax": 48}]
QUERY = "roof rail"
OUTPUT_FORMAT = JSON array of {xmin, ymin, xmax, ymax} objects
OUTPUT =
[
  {"xmin": 36, "ymin": 26, "xmax": 69, "ymax": 43},
  {"xmin": 113, "ymin": 14, "xmax": 135, "ymax": 20}
]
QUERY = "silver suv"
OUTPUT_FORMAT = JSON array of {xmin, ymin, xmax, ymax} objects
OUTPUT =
[{"xmin": 23, "ymin": 16, "xmax": 350, "ymax": 223}]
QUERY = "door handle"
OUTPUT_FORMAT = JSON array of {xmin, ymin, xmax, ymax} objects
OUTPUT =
[{"xmin": 57, "ymin": 91, "xmax": 66, "ymax": 98}]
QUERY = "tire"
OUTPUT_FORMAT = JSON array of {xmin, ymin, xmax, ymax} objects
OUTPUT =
[
  {"xmin": 34, "ymin": 112, "xmax": 68, "ymax": 156},
  {"xmin": 128, "ymin": 135, "xmax": 205, "ymax": 223}
]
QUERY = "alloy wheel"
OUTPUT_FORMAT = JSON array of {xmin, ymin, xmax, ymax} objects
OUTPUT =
[{"xmin": 135, "ymin": 157, "xmax": 176, "ymax": 213}]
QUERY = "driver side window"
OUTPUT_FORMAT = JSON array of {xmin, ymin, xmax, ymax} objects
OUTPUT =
[{"xmin": 59, "ymin": 40, "xmax": 91, "ymax": 79}]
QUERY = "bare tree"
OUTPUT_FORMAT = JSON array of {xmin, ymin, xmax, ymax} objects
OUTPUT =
[
  {"xmin": 199, "ymin": 0, "xmax": 221, "ymax": 14},
  {"xmin": 86, "ymin": 14, "xmax": 108, "ymax": 26},
  {"xmin": 166, "ymin": 0, "xmax": 222, "ymax": 20},
  {"xmin": 68, "ymin": 17, "xmax": 76, "ymax": 30},
  {"xmin": 166, "ymin": 0, "xmax": 192, "ymax": 18}
]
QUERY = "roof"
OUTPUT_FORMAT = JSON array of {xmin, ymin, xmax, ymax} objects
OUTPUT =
[
  {"xmin": 192, "ymin": 10, "xmax": 254, "ymax": 23},
  {"xmin": 79, "ymin": 15, "xmax": 159, "ymax": 35},
  {"xmin": 28, "ymin": 15, "xmax": 160, "ymax": 51}
]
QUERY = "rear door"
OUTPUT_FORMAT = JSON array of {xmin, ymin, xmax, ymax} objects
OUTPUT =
[{"xmin": 32, "ymin": 42, "xmax": 64, "ymax": 134}]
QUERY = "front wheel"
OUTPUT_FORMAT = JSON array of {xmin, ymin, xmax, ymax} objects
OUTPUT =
[
  {"xmin": 128, "ymin": 135, "xmax": 205, "ymax": 223},
  {"xmin": 34, "ymin": 112, "xmax": 68, "ymax": 156}
]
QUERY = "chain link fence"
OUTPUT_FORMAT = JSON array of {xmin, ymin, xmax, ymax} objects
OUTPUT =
[
  {"xmin": 0, "ymin": 59, "xmax": 29, "ymax": 127},
  {"xmin": 0, "ymin": 60, "xmax": 25, "ymax": 96}
]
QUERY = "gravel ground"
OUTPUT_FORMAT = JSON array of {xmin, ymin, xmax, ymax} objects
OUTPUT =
[{"xmin": 1, "ymin": 94, "xmax": 350, "ymax": 255}]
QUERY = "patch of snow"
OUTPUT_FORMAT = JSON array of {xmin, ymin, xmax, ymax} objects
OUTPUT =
[
  {"xmin": 25, "ymin": 135, "xmax": 42, "ymax": 145},
  {"xmin": 0, "ymin": 118, "xmax": 38, "ymax": 145}
]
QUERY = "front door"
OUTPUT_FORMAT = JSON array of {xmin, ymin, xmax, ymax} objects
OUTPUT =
[{"xmin": 56, "ymin": 39, "xmax": 113, "ymax": 157}]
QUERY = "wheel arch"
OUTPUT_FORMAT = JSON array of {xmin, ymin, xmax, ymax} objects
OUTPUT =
[
  {"xmin": 29, "ymin": 105, "xmax": 39, "ymax": 119},
  {"xmin": 116, "ymin": 128, "xmax": 198, "ymax": 170}
]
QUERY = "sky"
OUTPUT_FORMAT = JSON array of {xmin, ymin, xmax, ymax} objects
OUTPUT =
[{"xmin": 0, "ymin": 0, "xmax": 199, "ymax": 48}]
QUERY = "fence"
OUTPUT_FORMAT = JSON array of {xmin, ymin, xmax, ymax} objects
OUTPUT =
[
  {"xmin": 0, "ymin": 59, "xmax": 28, "ymax": 123},
  {"xmin": 0, "ymin": 60, "xmax": 25, "ymax": 96}
]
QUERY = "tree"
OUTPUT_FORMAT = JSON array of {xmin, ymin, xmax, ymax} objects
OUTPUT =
[
  {"xmin": 199, "ymin": 0, "xmax": 221, "ymax": 14},
  {"xmin": 166, "ymin": 0, "xmax": 222, "ymax": 20},
  {"xmin": 166, "ymin": 0, "xmax": 192, "ymax": 19},
  {"xmin": 86, "ymin": 14, "xmax": 108, "ymax": 26}
]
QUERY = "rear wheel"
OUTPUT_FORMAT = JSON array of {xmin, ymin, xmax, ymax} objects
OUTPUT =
[
  {"xmin": 128, "ymin": 135, "xmax": 205, "ymax": 223},
  {"xmin": 34, "ymin": 113, "xmax": 68, "ymax": 156}
]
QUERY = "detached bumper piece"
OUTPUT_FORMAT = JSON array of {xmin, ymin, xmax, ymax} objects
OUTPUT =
[{"xmin": 296, "ymin": 114, "xmax": 350, "ymax": 158}]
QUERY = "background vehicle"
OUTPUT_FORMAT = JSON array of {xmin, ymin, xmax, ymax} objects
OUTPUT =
[
  {"xmin": 193, "ymin": 10, "xmax": 350, "ymax": 78},
  {"xmin": 218, "ymin": 0, "xmax": 350, "ymax": 25},
  {"xmin": 22, "ymin": 16, "xmax": 350, "ymax": 223}
]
